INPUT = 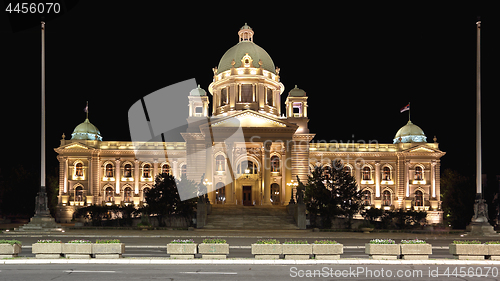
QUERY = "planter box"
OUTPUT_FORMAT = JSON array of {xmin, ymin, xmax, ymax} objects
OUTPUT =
[
  {"xmin": 32, "ymin": 243, "xmax": 62, "ymax": 259},
  {"xmin": 167, "ymin": 243, "xmax": 197, "ymax": 259},
  {"xmin": 365, "ymin": 243, "xmax": 400, "ymax": 260},
  {"xmin": 449, "ymin": 244, "xmax": 487, "ymax": 260},
  {"xmin": 400, "ymin": 244, "xmax": 432, "ymax": 260},
  {"xmin": 92, "ymin": 243, "xmax": 125, "ymax": 259},
  {"xmin": 198, "ymin": 243, "xmax": 229, "ymax": 259},
  {"xmin": 488, "ymin": 244, "xmax": 500, "ymax": 260},
  {"xmin": 283, "ymin": 244, "xmax": 312, "ymax": 260},
  {"xmin": 62, "ymin": 243, "xmax": 92, "ymax": 259},
  {"xmin": 312, "ymin": 244, "xmax": 343, "ymax": 260},
  {"xmin": 0, "ymin": 244, "xmax": 21, "ymax": 258},
  {"xmin": 251, "ymin": 244, "xmax": 282, "ymax": 259}
]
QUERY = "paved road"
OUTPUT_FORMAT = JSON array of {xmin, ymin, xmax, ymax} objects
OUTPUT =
[{"xmin": 2, "ymin": 264, "xmax": 499, "ymax": 281}]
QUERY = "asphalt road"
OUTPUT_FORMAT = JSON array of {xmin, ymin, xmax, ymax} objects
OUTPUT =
[{"xmin": 2, "ymin": 264, "xmax": 499, "ymax": 281}]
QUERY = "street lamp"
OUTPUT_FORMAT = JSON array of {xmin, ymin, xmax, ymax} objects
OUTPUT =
[{"xmin": 287, "ymin": 179, "xmax": 298, "ymax": 204}]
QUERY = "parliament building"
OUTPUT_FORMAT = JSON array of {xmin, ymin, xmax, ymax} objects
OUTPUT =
[{"xmin": 55, "ymin": 24, "xmax": 445, "ymax": 224}]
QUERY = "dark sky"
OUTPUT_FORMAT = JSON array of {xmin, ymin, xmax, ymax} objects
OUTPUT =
[{"xmin": 1, "ymin": 3, "xmax": 498, "ymax": 178}]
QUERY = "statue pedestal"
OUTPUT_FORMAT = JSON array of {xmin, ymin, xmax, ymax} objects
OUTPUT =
[{"xmin": 464, "ymin": 199, "xmax": 500, "ymax": 237}]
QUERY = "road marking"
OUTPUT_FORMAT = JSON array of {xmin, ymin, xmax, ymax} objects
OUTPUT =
[
  {"xmin": 180, "ymin": 272, "xmax": 237, "ymax": 275},
  {"xmin": 64, "ymin": 270, "xmax": 116, "ymax": 273}
]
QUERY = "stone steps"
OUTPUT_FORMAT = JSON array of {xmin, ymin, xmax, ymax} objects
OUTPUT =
[{"xmin": 203, "ymin": 205, "xmax": 299, "ymax": 229}]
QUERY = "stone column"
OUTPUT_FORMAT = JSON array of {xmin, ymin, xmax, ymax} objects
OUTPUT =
[
  {"xmin": 115, "ymin": 158, "xmax": 121, "ymax": 194},
  {"xmin": 405, "ymin": 160, "xmax": 410, "ymax": 198},
  {"xmin": 63, "ymin": 157, "xmax": 68, "ymax": 194},
  {"xmin": 225, "ymin": 143, "xmax": 234, "ymax": 204},
  {"xmin": 375, "ymin": 161, "xmax": 381, "ymax": 198},
  {"xmin": 153, "ymin": 159, "xmax": 158, "ymax": 178},
  {"xmin": 284, "ymin": 141, "xmax": 292, "ymax": 205},
  {"xmin": 206, "ymin": 140, "xmax": 214, "ymax": 203},
  {"xmin": 87, "ymin": 157, "xmax": 93, "ymax": 196},
  {"xmin": 134, "ymin": 159, "xmax": 140, "ymax": 194},
  {"xmin": 431, "ymin": 160, "xmax": 437, "ymax": 198},
  {"xmin": 355, "ymin": 161, "xmax": 361, "ymax": 191},
  {"xmin": 263, "ymin": 141, "xmax": 272, "ymax": 205},
  {"xmin": 172, "ymin": 160, "xmax": 179, "ymax": 179}
]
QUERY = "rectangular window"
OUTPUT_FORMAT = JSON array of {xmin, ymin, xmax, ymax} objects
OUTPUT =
[
  {"xmin": 267, "ymin": 88, "xmax": 273, "ymax": 106},
  {"xmin": 221, "ymin": 88, "xmax": 227, "ymax": 105},
  {"xmin": 240, "ymin": 84, "xmax": 253, "ymax": 102}
]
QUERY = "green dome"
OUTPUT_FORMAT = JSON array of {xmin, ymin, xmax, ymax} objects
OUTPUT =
[
  {"xmin": 393, "ymin": 120, "xmax": 426, "ymax": 144},
  {"xmin": 289, "ymin": 85, "xmax": 306, "ymax": 97},
  {"xmin": 71, "ymin": 118, "xmax": 102, "ymax": 141},
  {"xmin": 190, "ymin": 84, "xmax": 206, "ymax": 96},
  {"xmin": 217, "ymin": 41, "xmax": 276, "ymax": 74}
]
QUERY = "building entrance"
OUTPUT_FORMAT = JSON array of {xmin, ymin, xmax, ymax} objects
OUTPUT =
[{"xmin": 243, "ymin": 186, "xmax": 253, "ymax": 206}]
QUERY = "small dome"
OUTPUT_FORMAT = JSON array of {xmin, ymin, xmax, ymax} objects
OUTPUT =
[
  {"xmin": 190, "ymin": 85, "xmax": 206, "ymax": 96},
  {"xmin": 71, "ymin": 118, "xmax": 102, "ymax": 141},
  {"xmin": 393, "ymin": 120, "xmax": 426, "ymax": 144},
  {"xmin": 289, "ymin": 85, "xmax": 306, "ymax": 97}
]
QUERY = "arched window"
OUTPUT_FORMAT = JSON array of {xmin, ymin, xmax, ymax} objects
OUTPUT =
[
  {"xmin": 75, "ymin": 186, "xmax": 83, "ymax": 201},
  {"xmin": 124, "ymin": 187, "xmax": 133, "ymax": 202},
  {"xmin": 415, "ymin": 166, "xmax": 423, "ymax": 180},
  {"xmin": 124, "ymin": 164, "xmax": 132, "ymax": 177},
  {"xmin": 271, "ymin": 156, "xmax": 280, "ymax": 173},
  {"xmin": 271, "ymin": 183, "xmax": 280, "ymax": 204},
  {"xmin": 105, "ymin": 187, "xmax": 114, "ymax": 202},
  {"xmin": 181, "ymin": 164, "xmax": 187, "ymax": 178},
  {"xmin": 142, "ymin": 187, "xmax": 150, "ymax": 202},
  {"xmin": 415, "ymin": 190, "xmax": 423, "ymax": 207},
  {"xmin": 162, "ymin": 164, "xmax": 170, "ymax": 175},
  {"xmin": 382, "ymin": 167, "xmax": 391, "ymax": 181},
  {"xmin": 143, "ymin": 164, "xmax": 151, "ymax": 178},
  {"xmin": 362, "ymin": 166, "xmax": 371, "ymax": 180},
  {"xmin": 238, "ymin": 160, "xmax": 257, "ymax": 174},
  {"xmin": 105, "ymin": 164, "xmax": 113, "ymax": 177},
  {"xmin": 221, "ymin": 88, "xmax": 228, "ymax": 105},
  {"xmin": 267, "ymin": 88, "xmax": 273, "ymax": 106},
  {"xmin": 216, "ymin": 155, "xmax": 225, "ymax": 172},
  {"xmin": 343, "ymin": 165, "xmax": 352, "ymax": 176},
  {"xmin": 362, "ymin": 190, "xmax": 371, "ymax": 206},
  {"xmin": 215, "ymin": 182, "xmax": 225, "ymax": 203},
  {"xmin": 75, "ymin": 163, "xmax": 83, "ymax": 177},
  {"xmin": 382, "ymin": 190, "xmax": 391, "ymax": 206}
]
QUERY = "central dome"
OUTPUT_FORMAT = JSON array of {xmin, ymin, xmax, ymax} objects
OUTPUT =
[
  {"xmin": 71, "ymin": 118, "xmax": 102, "ymax": 141},
  {"xmin": 393, "ymin": 120, "xmax": 426, "ymax": 144},
  {"xmin": 217, "ymin": 24, "xmax": 276, "ymax": 74}
]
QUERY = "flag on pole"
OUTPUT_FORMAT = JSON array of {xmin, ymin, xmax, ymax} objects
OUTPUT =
[
  {"xmin": 84, "ymin": 102, "xmax": 88, "ymax": 113},
  {"xmin": 400, "ymin": 103, "xmax": 410, "ymax": 113}
]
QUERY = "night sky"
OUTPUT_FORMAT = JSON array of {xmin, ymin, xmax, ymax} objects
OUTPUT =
[{"xmin": 1, "ymin": 3, "xmax": 498, "ymax": 180}]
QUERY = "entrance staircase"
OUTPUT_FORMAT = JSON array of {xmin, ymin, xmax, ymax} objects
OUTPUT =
[{"xmin": 203, "ymin": 205, "xmax": 299, "ymax": 229}]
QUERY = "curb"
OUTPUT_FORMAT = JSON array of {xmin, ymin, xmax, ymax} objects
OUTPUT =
[{"xmin": 2, "ymin": 259, "xmax": 500, "ymax": 265}]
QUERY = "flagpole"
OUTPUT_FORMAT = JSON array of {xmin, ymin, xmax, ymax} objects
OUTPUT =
[
  {"xmin": 41, "ymin": 21, "xmax": 46, "ymax": 189},
  {"xmin": 408, "ymin": 102, "xmax": 411, "ymax": 122}
]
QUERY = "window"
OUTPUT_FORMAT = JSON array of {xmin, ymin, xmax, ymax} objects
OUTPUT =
[
  {"xmin": 415, "ymin": 166, "xmax": 423, "ymax": 180},
  {"xmin": 162, "ymin": 164, "xmax": 170, "ymax": 175},
  {"xmin": 382, "ymin": 167, "xmax": 391, "ymax": 181},
  {"xmin": 415, "ymin": 190, "xmax": 423, "ymax": 207},
  {"xmin": 221, "ymin": 88, "xmax": 227, "ymax": 105},
  {"xmin": 271, "ymin": 156, "xmax": 280, "ymax": 173},
  {"xmin": 124, "ymin": 187, "xmax": 132, "ymax": 202},
  {"xmin": 124, "ymin": 164, "xmax": 132, "ymax": 177},
  {"xmin": 267, "ymin": 88, "xmax": 273, "ymax": 106},
  {"xmin": 143, "ymin": 164, "xmax": 151, "ymax": 178},
  {"xmin": 215, "ymin": 182, "xmax": 225, "ymax": 203},
  {"xmin": 237, "ymin": 160, "xmax": 257, "ymax": 174},
  {"xmin": 216, "ymin": 155, "xmax": 225, "ymax": 171},
  {"xmin": 362, "ymin": 166, "xmax": 371, "ymax": 180},
  {"xmin": 75, "ymin": 163, "xmax": 83, "ymax": 177},
  {"xmin": 105, "ymin": 187, "xmax": 114, "ymax": 202},
  {"xmin": 240, "ymin": 84, "xmax": 253, "ymax": 102},
  {"xmin": 105, "ymin": 164, "xmax": 113, "ymax": 177},
  {"xmin": 382, "ymin": 190, "xmax": 391, "ymax": 206},
  {"xmin": 181, "ymin": 164, "xmax": 187, "ymax": 178},
  {"xmin": 362, "ymin": 190, "xmax": 371, "ymax": 206},
  {"xmin": 75, "ymin": 186, "xmax": 83, "ymax": 202},
  {"xmin": 343, "ymin": 165, "xmax": 352, "ymax": 176},
  {"xmin": 271, "ymin": 183, "xmax": 280, "ymax": 204}
]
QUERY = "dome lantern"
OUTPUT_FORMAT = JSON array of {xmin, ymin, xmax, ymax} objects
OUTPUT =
[{"xmin": 238, "ymin": 23, "xmax": 254, "ymax": 42}]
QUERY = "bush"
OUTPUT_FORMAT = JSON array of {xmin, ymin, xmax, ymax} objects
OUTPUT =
[
  {"xmin": 485, "ymin": 241, "xmax": 500, "ymax": 244},
  {"xmin": 67, "ymin": 240, "xmax": 91, "ymax": 244},
  {"xmin": 36, "ymin": 240, "xmax": 61, "ymax": 243},
  {"xmin": 314, "ymin": 240, "xmax": 338, "ymax": 244},
  {"xmin": 202, "ymin": 238, "xmax": 226, "ymax": 244},
  {"xmin": 283, "ymin": 240, "xmax": 308, "ymax": 244},
  {"xmin": 452, "ymin": 240, "xmax": 481, "ymax": 244},
  {"xmin": 170, "ymin": 239, "xmax": 195, "ymax": 244},
  {"xmin": 96, "ymin": 239, "xmax": 120, "ymax": 244},
  {"xmin": 0, "ymin": 239, "xmax": 22, "ymax": 246},
  {"xmin": 401, "ymin": 239, "xmax": 426, "ymax": 244},
  {"xmin": 255, "ymin": 239, "xmax": 280, "ymax": 244},
  {"xmin": 369, "ymin": 239, "xmax": 395, "ymax": 244}
]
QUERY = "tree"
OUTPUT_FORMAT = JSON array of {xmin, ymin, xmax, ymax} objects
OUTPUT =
[
  {"xmin": 303, "ymin": 160, "xmax": 361, "ymax": 229},
  {"xmin": 143, "ymin": 173, "xmax": 196, "ymax": 226},
  {"xmin": 441, "ymin": 169, "xmax": 475, "ymax": 229}
]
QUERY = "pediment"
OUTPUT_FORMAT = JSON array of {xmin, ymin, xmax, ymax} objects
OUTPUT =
[
  {"xmin": 210, "ymin": 111, "xmax": 296, "ymax": 129},
  {"xmin": 402, "ymin": 144, "xmax": 444, "ymax": 155},
  {"xmin": 59, "ymin": 142, "xmax": 92, "ymax": 150}
]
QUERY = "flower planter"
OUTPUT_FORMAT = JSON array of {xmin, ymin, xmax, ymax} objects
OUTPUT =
[
  {"xmin": 312, "ymin": 244, "xmax": 343, "ymax": 260},
  {"xmin": 365, "ymin": 243, "xmax": 400, "ymax": 260},
  {"xmin": 400, "ymin": 244, "xmax": 432, "ymax": 260},
  {"xmin": 62, "ymin": 243, "xmax": 92, "ymax": 259},
  {"xmin": 251, "ymin": 244, "xmax": 283, "ymax": 259},
  {"xmin": 32, "ymin": 243, "xmax": 62, "ymax": 259},
  {"xmin": 488, "ymin": 244, "xmax": 500, "ymax": 260},
  {"xmin": 283, "ymin": 244, "xmax": 312, "ymax": 260},
  {"xmin": 92, "ymin": 243, "xmax": 125, "ymax": 259},
  {"xmin": 167, "ymin": 243, "xmax": 197, "ymax": 259},
  {"xmin": 0, "ymin": 243, "xmax": 21, "ymax": 258},
  {"xmin": 198, "ymin": 243, "xmax": 229, "ymax": 259},
  {"xmin": 449, "ymin": 244, "xmax": 487, "ymax": 260}
]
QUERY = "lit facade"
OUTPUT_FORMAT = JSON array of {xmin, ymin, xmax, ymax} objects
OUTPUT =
[{"xmin": 55, "ymin": 24, "xmax": 445, "ymax": 224}]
